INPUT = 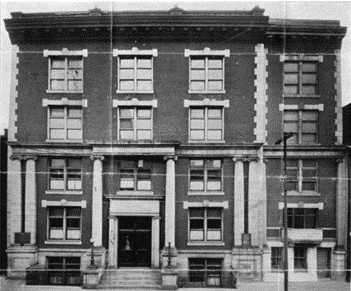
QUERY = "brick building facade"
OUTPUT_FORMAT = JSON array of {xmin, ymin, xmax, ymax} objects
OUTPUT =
[{"xmin": 4, "ymin": 6, "xmax": 348, "ymax": 287}]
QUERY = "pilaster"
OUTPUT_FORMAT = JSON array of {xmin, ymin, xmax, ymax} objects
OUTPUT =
[
  {"xmin": 248, "ymin": 158, "xmax": 260, "ymax": 246},
  {"xmin": 336, "ymin": 158, "xmax": 348, "ymax": 248},
  {"xmin": 151, "ymin": 216, "xmax": 160, "ymax": 268},
  {"xmin": 91, "ymin": 155, "xmax": 104, "ymax": 247},
  {"xmin": 108, "ymin": 217, "xmax": 117, "ymax": 268},
  {"xmin": 233, "ymin": 157, "xmax": 244, "ymax": 246},
  {"xmin": 334, "ymin": 49, "xmax": 343, "ymax": 145}
]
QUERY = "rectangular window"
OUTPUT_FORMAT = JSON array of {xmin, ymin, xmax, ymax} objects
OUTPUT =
[
  {"xmin": 118, "ymin": 107, "xmax": 152, "ymax": 140},
  {"xmin": 48, "ymin": 207, "xmax": 81, "ymax": 241},
  {"xmin": 189, "ymin": 159, "xmax": 222, "ymax": 192},
  {"xmin": 47, "ymin": 257, "xmax": 81, "ymax": 285},
  {"xmin": 49, "ymin": 158, "xmax": 82, "ymax": 191},
  {"xmin": 286, "ymin": 160, "xmax": 318, "ymax": 192},
  {"xmin": 189, "ymin": 258, "xmax": 222, "ymax": 286},
  {"xmin": 118, "ymin": 56, "xmax": 153, "ymax": 92},
  {"xmin": 49, "ymin": 57, "xmax": 83, "ymax": 92},
  {"xmin": 48, "ymin": 106, "xmax": 83, "ymax": 141},
  {"xmin": 284, "ymin": 61, "xmax": 318, "ymax": 96},
  {"xmin": 287, "ymin": 208, "xmax": 317, "ymax": 229},
  {"xmin": 189, "ymin": 57, "xmax": 224, "ymax": 92},
  {"xmin": 271, "ymin": 247, "xmax": 283, "ymax": 270},
  {"xmin": 189, "ymin": 208, "xmax": 222, "ymax": 242},
  {"xmin": 189, "ymin": 107, "xmax": 223, "ymax": 142},
  {"xmin": 284, "ymin": 110, "xmax": 318, "ymax": 144},
  {"xmin": 294, "ymin": 247, "xmax": 308, "ymax": 271},
  {"xmin": 119, "ymin": 160, "xmax": 152, "ymax": 191}
]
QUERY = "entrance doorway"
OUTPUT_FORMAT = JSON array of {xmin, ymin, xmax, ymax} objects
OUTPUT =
[
  {"xmin": 317, "ymin": 248, "xmax": 331, "ymax": 278},
  {"xmin": 118, "ymin": 217, "xmax": 152, "ymax": 267}
]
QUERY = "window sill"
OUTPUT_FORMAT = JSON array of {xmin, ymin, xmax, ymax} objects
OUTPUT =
[
  {"xmin": 46, "ymin": 90, "xmax": 83, "ymax": 94},
  {"xmin": 283, "ymin": 94, "xmax": 320, "ymax": 98},
  {"xmin": 188, "ymin": 191, "xmax": 224, "ymax": 196},
  {"xmin": 116, "ymin": 191, "xmax": 154, "ymax": 196},
  {"xmin": 45, "ymin": 190, "xmax": 83, "ymax": 195},
  {"xmin": 187, "ymin": 242, "xmax": 225, "ymax": 246},
  {"xmin": 188, "ymin": 90, "xmax": 226, "ymax": 94},
  {"xmin": 188, "ymin": 140, "xmax": 225, "ymax": 144},
  {"xmin": 45, "ymin": 240, "xmax": 82, "ymax": 245},
  {"xmin": 45, "ymin": 139, "xmax": 83, "ymax": 143},
  {"xmin": 284, "ymin": 191, "xmax": 321, "ymax": 197},
  {"xmin": 116, "ymin": 90, "xmax": 154, "ymax": 94}
]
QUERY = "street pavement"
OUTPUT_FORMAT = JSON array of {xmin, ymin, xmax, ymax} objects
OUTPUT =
[{"xmin": 1, "ymin": 276, "xmax": 350, "ymax": 291}]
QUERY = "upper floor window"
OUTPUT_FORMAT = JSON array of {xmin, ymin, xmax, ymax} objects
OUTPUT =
[
  {"xmin": 48, "ymin": 107, "xmax": 83, "ymax": 141},
  {"xmin": 114, "ymin": 48, "xmax": 157, "ymax": 94},
  {"xmin": 44, "ymin": 49, "xmax": 87, "ymax": 93},
  {"xmin": 118, "ymin": 107, "xmax": 152, "ymax": 140},
  {"xmin": 48, "ymin": 207, "xmax": 81, "ymax": 241},
  {"xmin": 287, "ymin": 208, "xmax": 317, "ymax": 229},
  {"xmin": 189, "ymin": 107, "xmax": 223, "ymax": 142},
  {"xmin": 284, "ymin": 110, "xmax": 318, "ymax": 144},
  {"xmin": 49, "ymin": 158, "xmax": 82, "ymax": 191},
  {"xmin": 189, "ymin": 159, "xmax": 222, "ymax": 192},
  {"xmin": 287, "ymin": 160, "xmax": 318, "ymax": 193},
  {"xmin": 185, "ymin": 48, "xmax": 230, "ymax": 94},
  {"xmin": 119, "ymin": 160, "xmax": 152, "ymax": 191},
  {"xmin": 189, "ymin": 208, "xmax": 222, "ymax": 242}
]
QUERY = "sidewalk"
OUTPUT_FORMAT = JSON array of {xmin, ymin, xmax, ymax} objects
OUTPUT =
[{"xmin": 1, "ymin": 276, "xmax": 350, "ymax": 291}]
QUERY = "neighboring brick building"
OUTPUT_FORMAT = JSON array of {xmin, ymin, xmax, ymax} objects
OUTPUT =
[{"xmin": 4, "ymin": 6, "xmax": 348, "ymax": 287}]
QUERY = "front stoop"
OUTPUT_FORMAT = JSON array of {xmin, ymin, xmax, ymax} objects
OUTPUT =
[{"xmin": 98, "ymin": 268, "xmax": 162, "ymax": 289}]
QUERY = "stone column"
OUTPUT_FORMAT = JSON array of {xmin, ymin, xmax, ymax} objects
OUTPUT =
[
  {"xmin": 152, "ymin": 216, "xmax": 160, "ymax": 268},
  {"xmin": 8, "ymin": 155, "xmax": 22, "ymax": 245},
  {"xmin": 248, "ymin": 158, "xmax": 260, "ymax": 246},
  {"xmin": 233, "ymin": 158, "xmax": 244, "ymax": 246},
  {"xmin": 91, "ymin": 155, "xmax": 104, "ymax": 247},
  {"xmin": 108, "ymin": 217, "xmax": 117, "ymax": 268},
  {"xmin": 164, "ymin": 156, "xmax": 177, "ymax": 248},
  {"xmin": 24, "ymin": 156, "xmax": 37, "ymax": 245}
]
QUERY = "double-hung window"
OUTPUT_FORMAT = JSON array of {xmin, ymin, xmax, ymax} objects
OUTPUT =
[
  {"xmin": 114, "ymin": 48, "xmax": 157, "ymax": 93},
  {"xmin": 48, "ymin": 106, "xmax": 83, "ymax": 141},
  {"xmin": 286, "ymin": 160, "xmax": 318, "ymax": 193},
  {"xmin": 189, "ymin": 258, "xmax": 222, "ymax": 286},
  {"xmin": 284, "ymin": 61, "xmax": 318, "ymax": 96},
  {"xmin": 49, "ymin": 158, "xmax": 82, "ymax": 192},
  {"xmin": 118, "ymin": 107, "xmax": 152, "ymax": 140},
  {"xmin": 47, "ymin": 257, "xmax": 81, "ymax": 285},
  {"xmin": 271, "ymin": 247, "xmax": 283, "ymax": 271},
  {"xmin": 185, "ymin": 48, "xmax": 229, "ymax": 94},
  {"xmin": 189, "ymin": 208, "xmax": 222, "ymax": 242},
  {"xmin": 119, "ymin": 160, "xmax": 152, "ymax": 191},
  {"xmin": 287, "ymin": 208, "xmax": 317, "ymax": 229},
  {"xmin": 44, "ymin": 49, "xmax": 87, "ymax": 93},
  {"xmin": 284, "ymin": 110, "xmax": 318, "ymax": 144},
  {"xmin": 294, "ymin": 246, "xmax": 308, "ymax": 271},
  {"xmin": 48, "ymin": 207, "xmax": 81, "ymax": 241},
  {"xmin": 189, "ymin": 159, "xmax": 222, "ymax": 192}
]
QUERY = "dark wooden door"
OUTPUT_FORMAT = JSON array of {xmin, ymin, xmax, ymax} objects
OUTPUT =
[{"xmin": 118, "ymin": 217, "xmax": 151, "ymax": 267}]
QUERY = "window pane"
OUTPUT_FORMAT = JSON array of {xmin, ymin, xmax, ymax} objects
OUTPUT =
[
  {"xmin": 190, "ymin": 130, "xmax": 205, "ymax": 140},
  {"xmin": 137, "ymin": 58, "xmax": 151, "ymax": 68},
  {"xmin": 67, "ymin": 69, "xmax": 83, "ymax": 80},
  {"xmin": 208, "ymin": 69, "xmax": 222, "ymax": 80},
  {"xmin": 302, "ymin": 63, "xmax": 317, "ymax": 72},
  {"xmin": 284, "ymin": 74, "xmax": 298, "ymax": 84},
  {"xmin": 191, "ymin": 59, "xmax": 205, "ymax": 68},
  {"xmin": 50, "ymin": 108, "xmax": 65, "ymax": 117},
  {"xmin": 302, "ymin": 123, "xmax": 317, "ymax": 133},
  {"xmin": 67, "ymin": 129, "xmax": 82, "ymax": 140},
  {"xmin": 208, "ymin": 119, "xmax": 222, "ymax": 129},
  {"xmin": 120, "ymin": 58, "xmax": 134, "ymax": 68},
  {"xmin": 284, "ymin": 85, "xmax": 298, "ymax": 94},
  {"xmin": 191, "ymin": 119, "xmax": 205, "ymax": 130},
  {"xmin": 67, "ymin": 229, "xmax": 81, "ymax": 240},
  {"xmin": 120, "ymin": 119, "xmax": 133, "ymax": 129},
  {"xmin": 191, "ymin": 109, "xmax": 204, "ymax": 118},
  {"xmin": 190, "ymin": 181, "xmax": 204, "ymax": 191},
  {"xmin": 67, "ymin": 159, "xmax": 81, "ymax": 168},
  {"xmin": 120, "ymin": 130, "xmax": 134, "ymax": 140},
  {"xmin": 190, "ymin": 160, "xmax": 204, "ymax": 168},
  {"xmin": 120, "ymin": 109, "xmax": 134, "ymax": 118},
  {"xmin": 284, "ymin": 63, "xmax": 298, "ymax": 72},
  {"xmin": 284, "ymin": 123, "xmax": 298, "ymax": 133},
  {"xmin": 137, "ymin": 109, "xmax": 151, "ymax": 118},
  {"xmin": 209, "ymin": 160, "xmax": 221, "ymax": 168},
  {"xmin": 50, "ymin": 129, "xmax": 65, "ymax": 139},
  {"xmin": 190, "ymin": 230, "xmax": 204, "ymax": 240},
  {"xmin": 120, "ymin": 178, "xmax": 134, "ymax": 190},
  {"xmin": 51, "ymin": 80, "xmax": 65, "ymax": 90},
  {"xmin": 302, "ymin": 182, "xmax": 316, "ymax": 191},
  {"xmin": 302, "ymin": 134, "xmax": 317, "ymax": 143},
  {"xmin": 207, "ymin": 209, "xmax": 222, "ymax": 218},
  {"xmin": 50, "ymin": 229, "xmax": 64, "ymax": 239},
  {"xmin": 287, "ymin": 181, "xmax": 298, "ymax": 191},
  {"xmin": 67, "ymin": 119, "xmax": 82, "ymax": 129},
  {"xmin": 191, "ymin": 70, "xmax": 205, "ymax": 80},
  {"xmin": 302, "ymin": 74, "xmax": 317, "ymax": 84},
  {"xmin": 207, "ymin": 181, "xmax": 221, "ymax": 191},
  {"xmin": 137, "ymin": 119, "xmax": 151, "ymax": 130},
  {"xmin": 208, "ymin": 59, "xmax": 222, "ymax": 68},
  {"xmin": 137, "ymin": 180, "xmax": 151, "ymax": 190},
  {"xmin": 302, "ymin": 111, "xmax": 318, "ymax": 121},
  {"xmin": 67, "ymin": 179, "xmax": 82, "ymax": 190},
  {"xmin": 120, "ymin": 69, "xmax": 134, "ymax": 79},
  {"xmin": 137, "ymin": 69, "xmax": 152, "ymax": 79},
  {"xmin": 68, "ymin": 59, "xmax": 82, "ymax": 69},
  {"xmin": 50, "ymin": 118, "xmax": 65, "ymax": 129},
  {"xmin": 68, "ymin": 108, "xmax": 82, "ymax": 118},
  {"xmin": 137, "ymin": 80, "xmax": 152, "ymax": 91},
  {"xmin": 51, "ymin": 69, "xmax": 65, "ymax": 79},
  {"xmin": 191, "ymin": 81, "xmax": 205, "ymax": 91},
  {"xmin": 208, "ymin": 81, "xmax": 223, "ymax": 90},
  {"xmin": 284, "ymin": 111, "xmax": 298, "ymax": 121},
  {"xmin": 301, "ymin": 85, "xmax": 316, "ymax": 95},
  {"xmin": 137, "ymin": 130, "xmax": 151, "ymax": 140},
  {"xmin": 51, "ymin": 58, "xmax": 65, "ymax": 68},
  {"xmin": 207, "ymin": 130, "xmax": 222, "ymax": 140},
  {"xmin": 208, "ymin": 109, "xmax": 222, "ymax": 118},
  {"xmin": 120, "ymin": 80, "xmax": 134, "ymax": 90}
]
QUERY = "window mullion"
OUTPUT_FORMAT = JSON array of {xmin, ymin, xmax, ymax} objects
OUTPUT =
[
  {"xmin": 65, "ymin": 107, "xmax": 68, "ymax": 140},
  {"xmin": 298, "ymin": 110, "xmax": 302, "ymax": 144},
  {"xmin": 299, "ymin": 160, "xmax": 302, "ymax": 192},
  {"xmin": 63, "ymin": 208, "xmax": 67, "ymax": 240},
  {"xmin": 205, "ymin": 57, "xmax": 209, "ymax": 91},
  {"xmin": 204, "ymin": 209, "xmax": 207, "ymax": 242},
  {"xmin": 134, "ymin": 108, "xmax": 137, "ymax": 140},
  {"xmin": 65, "ymin": 57, "xmax": 68, "ymax": 92},
  {"xmin": 134, "ymin": 57, "xmax": 137, "ymax": 91},
  {"xmin": 204, "ymin": 160, "xmax": 208, "ymax": 192},
  {"xmin": 134, "ymin": 167, "xmax": 137, "ymax": 191},
  {"xmin": 64, "ymin": 160, "xmax": 67, "ymax": 191},
  {"xmin": 205, "ymin": 108, "xmax": 208, "ymax": 142},
  {"xmin": 299, "ymin": 61, "xmax": 302, "ymax": 95}
]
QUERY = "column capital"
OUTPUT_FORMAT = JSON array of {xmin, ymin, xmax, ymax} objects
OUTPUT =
[
  {"xmin": 164, "ymin": 155, "xmax": 178, "ymax": 162},
  {"xmin": 336, "ymin": 158, "xmax": 345, "ymax": 164},
  {"xmin": 152, "ymin": 216, "xmax": 161, "ymax": 220},
  {"xmin": 90, "ymin": 155, "xmax": 105, "ymax": 161},
  {"xmin": 23, "ymin": 155, "xmax": 38, "ymax": 161},
  {"xmin": 233, "ymin": 155, "xmax": 259, "ymax": 163}
]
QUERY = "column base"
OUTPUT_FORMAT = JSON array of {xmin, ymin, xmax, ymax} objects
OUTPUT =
[
  {"xmin": 86, "ymin": 246, "xmax": 106, "ymax": 269},
  {"xmin": 231, "ymin": 247, "xmax": 262, "ymax": 282},
  {"xmin": 331, "ymin": 248, "xmax": 346, "ymax": 281},
  {"xmin": 7, "ymin": 245, "xmax": 38, "ymax": 278}
]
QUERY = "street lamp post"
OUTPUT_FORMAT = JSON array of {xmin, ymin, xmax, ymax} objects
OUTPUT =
[{"xmin": 275, "ymin": 132, "xmax": 294, "ymax": 291}]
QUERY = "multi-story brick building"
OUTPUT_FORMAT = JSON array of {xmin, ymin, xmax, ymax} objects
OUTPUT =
[{"xmin": 4, "ymin": 6, "xmax": 348, "ymax": 288}]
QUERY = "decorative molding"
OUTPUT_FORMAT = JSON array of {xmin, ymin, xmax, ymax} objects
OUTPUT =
[
  {"xmin": 163, "ymin": 155, "xmax": 178, "ymax": 161},
  {"xmin": 233, "ymin": 155, "xmax": 259, "ymax": 162},
  {"xmin": 90, "ymin": 155, "xmax": 105, "ymax": 161},
  {"xmin": 43, "ymin": 48, "xmax": 88, "ymax": 57},
  {"xmin": 279, "ymin": 103, "xmax": 324, "ymax": 111},
  {"xmin": 42, "ymin": 98, "xmax": 88, "ymax": 107},
  {"xmin": 112, "ymin": 98, "xmax": 157, "ymax": 108},
  {"xmin": 184, "ymin": 98, "xmax": 229, "ymax": 108},
  {"xmin": 334, "ymin": 49, "xmax": 343, "ymax": 145},
  {"xmin": 184, "ymin": 47, "xmax": 230, "ymax": 57},
  {"xmin": 279, "ymin": 54, "xmax": 323, "ymax": 62},
  {"xmin": 113, "ymin": 47, "xmax": 158, "ymax": 57},
  {"xmin": 41, "ymin": 200, "xmax": 87, "ymax": 208},
  {"xmin": 253, "ymin": 43, "xmax": 268, "ymax": 143},
  {"xmin": 8, "ymin": 45, "xmax": 19, "ymax": 142},
  {"xmin": 278, "ymin": 202, "xmax": 323, "ymax": 210},
  {"xmin": 183, "ymin": 200, "xmax": 229, "ymax": 209}
]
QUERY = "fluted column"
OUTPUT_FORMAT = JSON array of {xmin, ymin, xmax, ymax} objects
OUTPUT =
[
  {"xmin": 24, "ymin": 156, "xmax": 37, "ymax": 245},
  {"xmin": 233, "ymin": 158, "xmax": 244, "ymax": 246},
  {"xmin": 91, "ymin": 155, "xmax": 104, "ymax": 247},
  {"xmin": 164, "ymin": 155, "xmax": 177, "ymax": 248},
  {"xmin": 8, "ymin": 155, "xmax": 22, "ymax": 245}
]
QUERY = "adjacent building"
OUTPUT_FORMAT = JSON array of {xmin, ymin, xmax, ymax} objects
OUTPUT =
[{"xmin": 4, "ymin": 6, "xmax": 348, "ymax": 287}]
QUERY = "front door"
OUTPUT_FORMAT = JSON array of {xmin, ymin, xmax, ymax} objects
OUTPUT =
[{"xmin": 118, "ymin": 217, "xmax": 151, "ymax": 267}]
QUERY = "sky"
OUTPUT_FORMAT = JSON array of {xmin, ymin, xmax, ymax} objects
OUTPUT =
[{"xmin": 0, "ymin": 0, "xmax": 350, "ymax": 135}]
